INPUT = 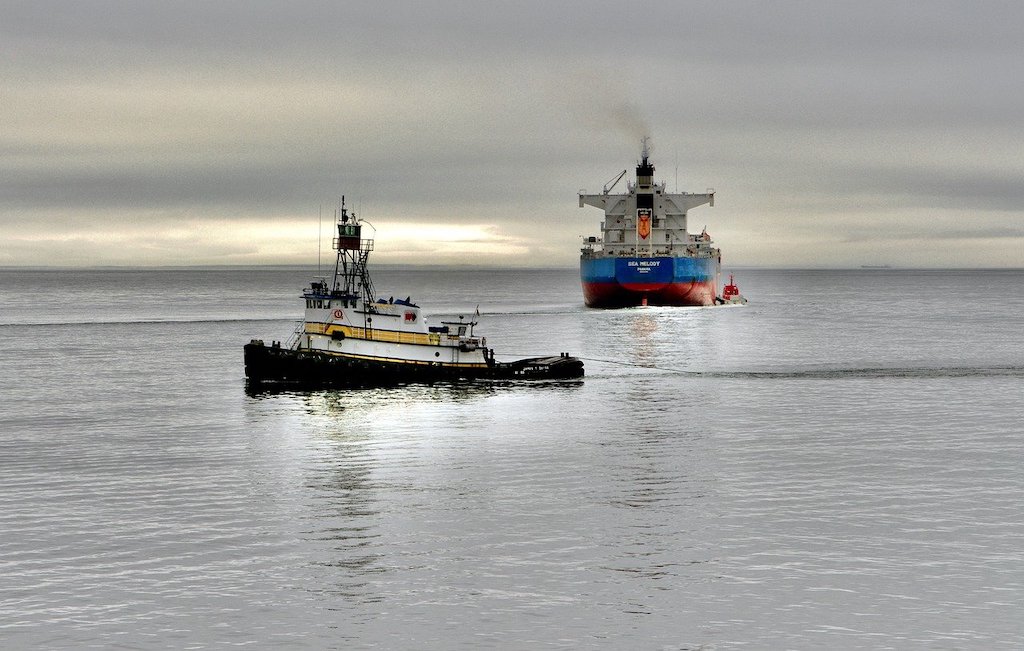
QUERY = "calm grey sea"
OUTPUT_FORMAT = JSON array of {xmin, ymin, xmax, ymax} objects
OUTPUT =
[{"xmin": 1, "ymin": 267, "xmax": 1023, "ymax": 649}]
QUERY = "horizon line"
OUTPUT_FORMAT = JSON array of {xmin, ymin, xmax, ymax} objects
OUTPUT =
[{"xmin": 3, "ymin": 264, "xmax": 1023, "ymax": 272}]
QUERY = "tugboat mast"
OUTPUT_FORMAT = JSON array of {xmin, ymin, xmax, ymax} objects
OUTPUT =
[{"xmin": 331, "ymin": 196, "xmax": 375, "ymax": 305}]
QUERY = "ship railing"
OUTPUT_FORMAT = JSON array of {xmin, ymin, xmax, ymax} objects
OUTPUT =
[{"xmin": 286, "ymin": 320, "xmax": 304, "ymax": 349}]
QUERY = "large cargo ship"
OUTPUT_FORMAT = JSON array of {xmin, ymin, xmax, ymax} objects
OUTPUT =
[{"xmin": 579, "ymin": 140, "xmax": 722, "ymax": 307}]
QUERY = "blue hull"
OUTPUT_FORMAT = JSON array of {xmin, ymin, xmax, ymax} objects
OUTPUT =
[{"xmin": 580, "ymin": 256, "xmax": 719, "ymax": 307}]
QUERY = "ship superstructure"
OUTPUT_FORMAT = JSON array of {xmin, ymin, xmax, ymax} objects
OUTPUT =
[{"xmin": 579, "ymin": 139, "xmax": 721, "ymax": 307}]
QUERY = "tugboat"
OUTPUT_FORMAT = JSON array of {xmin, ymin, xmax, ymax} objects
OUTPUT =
[
  {"xmin": 716, "ymin": 273, "xmax": 748, "ymax": 305},
  {"xmin": 244, "ymin": 199, "xmax": 584, "ymax": 387},
  {"xmin": 579, "ymin": 138, "xmax": 727, "ymax": 307}
]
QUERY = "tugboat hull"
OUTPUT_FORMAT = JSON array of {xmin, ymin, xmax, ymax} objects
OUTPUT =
[{"xmin": 244, "ymin": 341, "xmax": 584, "ymax": 387}]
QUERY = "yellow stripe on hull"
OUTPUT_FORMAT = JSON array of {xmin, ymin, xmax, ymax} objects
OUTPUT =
[{"xmin": 304, "ymin": 323, "xmax": 443, "ymax": 346}]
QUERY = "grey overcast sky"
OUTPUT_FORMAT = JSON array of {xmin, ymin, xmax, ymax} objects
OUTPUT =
[{"xmin": 3, "ymin": 0, "xmax": 1023, "ymax": 267}]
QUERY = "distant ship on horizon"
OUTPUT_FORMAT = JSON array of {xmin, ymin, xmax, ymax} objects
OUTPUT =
[{"xmin": 578, "ymin": 138, "xmax": 727, "ymax": 307}]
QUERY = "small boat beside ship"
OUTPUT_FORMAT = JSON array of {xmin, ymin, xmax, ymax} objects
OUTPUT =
[
  {"xmin": 716, "ymin": 274, "xmax": 747, "ymax": 305},
  {"xmin": 244, "ymin": 199, "xmax": 584, "ymax": 387},
  {"xmin": 579, "ymin": 138, "xmax": 744, "ymax": 308}
]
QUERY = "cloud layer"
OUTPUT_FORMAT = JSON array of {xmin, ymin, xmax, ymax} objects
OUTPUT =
[{"xmin": 3, "ymin": 1, "xmax": 1023, "ymax": 267}]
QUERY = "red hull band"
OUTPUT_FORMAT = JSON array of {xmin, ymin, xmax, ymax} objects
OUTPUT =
[{"xmin": 582, "ymin": 280, "xmax": 717, "ymax": 308}]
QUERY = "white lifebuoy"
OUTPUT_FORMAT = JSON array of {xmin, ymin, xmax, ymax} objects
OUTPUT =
[{"xmin": 333, "ymin": 309, "xmax": 344, "ymax": 320}]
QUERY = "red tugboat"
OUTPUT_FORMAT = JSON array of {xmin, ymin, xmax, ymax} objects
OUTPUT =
[{"xmin": 716, "ymin": 273, "xmax": 747, "ymax": 305}]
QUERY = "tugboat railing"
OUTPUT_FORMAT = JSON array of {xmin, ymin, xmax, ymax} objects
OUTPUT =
[{"xmin": 286, "ymin": 320, "xmax": 304, "ymax": 349}]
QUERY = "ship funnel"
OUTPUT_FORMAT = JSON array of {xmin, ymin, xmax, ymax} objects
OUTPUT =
[{"xmin": 636, "ymin": 137, "xmax": 654, "ymax": 188}]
